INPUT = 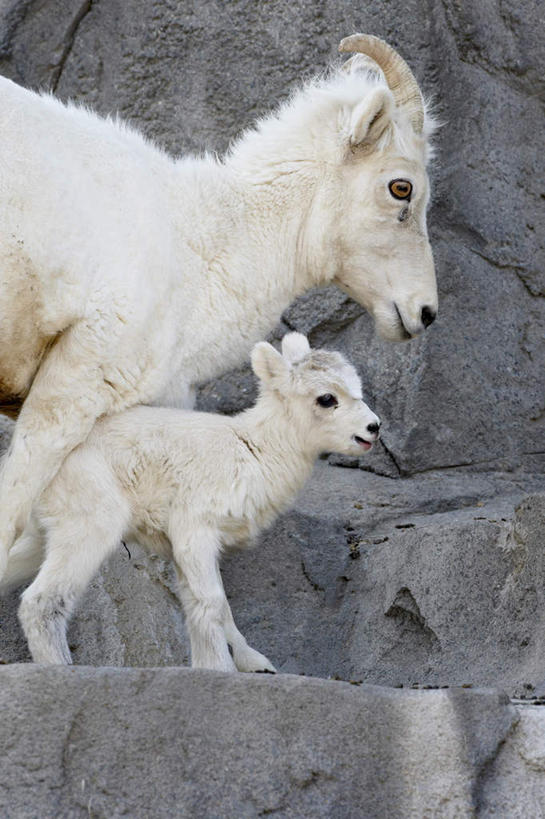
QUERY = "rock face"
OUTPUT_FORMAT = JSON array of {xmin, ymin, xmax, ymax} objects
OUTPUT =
[
  {"xmin": 0, "ymin": 664, "xmax": 535, "ymax": 818},
  {"xmin": 0, "ymin": 0, "xmax": 543, "ymax": 813},
  {"xmin": 2, "ymin": 462, "xmax": 545, "ymax": 698}
]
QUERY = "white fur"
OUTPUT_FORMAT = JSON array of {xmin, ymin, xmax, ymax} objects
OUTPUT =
[
  {"xmin": 0, "ymin": 47, "xmax": 435, "ymax": 570},
  {"xmin": 3, "ymin": 335, "xmax": 380, "ymax": 672}
]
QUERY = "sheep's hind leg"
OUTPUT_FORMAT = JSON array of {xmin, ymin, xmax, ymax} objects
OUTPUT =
[
  {"xmin": 215, "ymin": 564, "xmax": 276, "ymax": 673},
  {"xmin": 19, "ymin": 517, "xmax": 127, "ymax": 665}
]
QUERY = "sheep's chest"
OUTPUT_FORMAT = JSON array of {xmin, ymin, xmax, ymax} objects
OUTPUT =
[{"xmin": 0, "ymin": 246, "xmax": 61, "ymax": 416}]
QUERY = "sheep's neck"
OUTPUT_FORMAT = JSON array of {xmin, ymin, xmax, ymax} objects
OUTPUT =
[{"xmin": 171, "ymin": 161, "xmax": 334, "ymax": 387}]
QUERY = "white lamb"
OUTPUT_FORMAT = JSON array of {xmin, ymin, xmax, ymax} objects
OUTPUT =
[{"xmin": 2, "ymin": 333, "xmax": 380, "ymax": 672}]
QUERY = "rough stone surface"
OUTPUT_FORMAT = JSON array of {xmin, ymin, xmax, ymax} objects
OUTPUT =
[
  {"xmin": 3, "ymin": 459, "xmax": 545, "ymax": 701},
  {"xmin": 480, "ymin": 705, "xmax": 545, "ymax": 817},
  {"xmin": 0, "ymin": 665, "xmax": 521, "ymax": 818}
]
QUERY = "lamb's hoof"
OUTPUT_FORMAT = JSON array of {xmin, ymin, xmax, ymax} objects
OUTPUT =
[{"xmin": 233, "ymin": 645, "xmax": 277, "ymax": 674}]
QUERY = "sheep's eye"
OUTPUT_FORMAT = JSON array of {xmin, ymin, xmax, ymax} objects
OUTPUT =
[
  {"xmin": 389, "ymin": 179, "xmax": 412, "ymax": 200},
  {"xmin": 316, "ymin": 394, "xmax": 338, "ymax": 408}
]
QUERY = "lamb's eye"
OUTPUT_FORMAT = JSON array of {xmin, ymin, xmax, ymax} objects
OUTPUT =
[
  {"xmin": 316, "ymin": 394, "xmax": 338, "ymax": 408},
  {"xmin": 389, "ymin": 179, "xmax": 412, "ymax": 200}
]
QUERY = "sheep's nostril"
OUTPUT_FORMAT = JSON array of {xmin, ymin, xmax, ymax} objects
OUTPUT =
[
  {"xmin": 421, "ymin": 306, "xmax": 436, "ymax": 328},
  {"xmin": 367, "ymin": 422, "xmax": 380, "ymax": 436}
]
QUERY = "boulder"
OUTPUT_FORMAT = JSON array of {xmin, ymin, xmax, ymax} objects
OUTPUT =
[
  {"xmin": 3, "ymin": 462, "xmax": 545, "ymax": 701},
  {"xmin": 0, "ymin": 664, "xmax": 523, "ymax": 818}
]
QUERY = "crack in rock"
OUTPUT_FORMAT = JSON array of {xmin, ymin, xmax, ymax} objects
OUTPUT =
[{"xmin": 51, "ymin": 0, "xmax": 94, "ymax": 92}]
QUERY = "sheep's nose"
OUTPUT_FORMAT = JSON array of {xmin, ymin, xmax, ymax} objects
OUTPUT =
[
  {"xmin": 421, "ymin": 306, "xmax": 436, "ymax": 328},
  {"xmin": 367, "ymin": 421, "xmax": 380, "ymax": 436}
]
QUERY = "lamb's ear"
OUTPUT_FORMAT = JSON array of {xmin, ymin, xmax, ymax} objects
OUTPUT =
[
  {"xmin": 281, "ymin": 332, "xmax": 310, "ymax": 365},
  {"xmin": 251, "ymin": 342, "xmax": 289, "ymax": 388},
  {"xmin": 348, "ymin": 87, "xmax": 393, "ymax": 147}
]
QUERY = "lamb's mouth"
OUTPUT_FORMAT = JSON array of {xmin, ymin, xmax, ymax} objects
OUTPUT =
[{"xmin": 353, "ymin": 435, "xmax": 373, "ymax": 451}]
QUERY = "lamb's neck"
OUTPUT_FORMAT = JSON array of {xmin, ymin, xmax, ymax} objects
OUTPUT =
[{"xmin": 234, "ymin": 399, "xmax": 318, "ymax": 501}]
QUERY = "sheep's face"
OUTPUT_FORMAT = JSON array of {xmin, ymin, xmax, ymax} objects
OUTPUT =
[
  {"xmin": 300, "ymin": 64, "xmax": 438, "ymax": 342},
  {"xmin": 333, "ymin": 142, "xmax": 437, "ymax": 342},
  {"xmin": 251, "ymin": 334, "xmax": 380, "ymax": 457}
]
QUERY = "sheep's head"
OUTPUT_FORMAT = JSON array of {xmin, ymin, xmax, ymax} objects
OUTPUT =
[
  {"xmin": 318, "ymin": 35, "xmax": 438, "ymax": 341},
  {"xmin": 251, "ymin": 333, "xmax": 380, "ymax": 457}
]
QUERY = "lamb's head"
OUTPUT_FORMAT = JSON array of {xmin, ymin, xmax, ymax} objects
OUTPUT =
[
  {"xmin": 315, "ymin": 35, "xmax": 438, "ymax": 341},
  {"xmin": 251, "ymin": 332, "xmax": 380, "ymax": 458}
]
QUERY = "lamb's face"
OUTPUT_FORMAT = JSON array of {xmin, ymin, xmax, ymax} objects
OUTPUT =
[
  {"xmin": 251, "ymin": 333, "xmax": 381, "ymax": 458},
  {"xmin": 290, "ymin": 350, "xmax": 381, "ymax": 457}
]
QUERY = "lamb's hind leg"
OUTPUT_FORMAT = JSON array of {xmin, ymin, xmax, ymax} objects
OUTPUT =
[
  {"xmin": 0, "ymin": 315, "xmax": 145, "ymax": 576},
  {"xmin": 214, "ymin": 563, "xmax": 276, "ymax": 673},
  {"xmin": 19, "ymin": 493, "xmax": 129, "ymax": 665}
]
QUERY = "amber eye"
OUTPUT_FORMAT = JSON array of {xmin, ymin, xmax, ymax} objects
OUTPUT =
[{"xmin": 389, "ymin": 179, "xmax": 413, "ymax": 200}]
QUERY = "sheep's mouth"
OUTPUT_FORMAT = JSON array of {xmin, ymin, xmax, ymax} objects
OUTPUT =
[
  {"xmin": 354, "ymin": 435, "xmax": 372, "ymax": 451},
  {"xmin": 393, "ymin": 303, "xmax": 413, "ymax": 341}
]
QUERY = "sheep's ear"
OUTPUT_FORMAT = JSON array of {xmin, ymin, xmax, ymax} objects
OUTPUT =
[
  {"xmin": 348, "ymin": 87, "xmax": 393, "ymax": 147},
  {"xmin": 281, "ymin": 332, "xmax": 310, "ymax": 365},
  {"xmin": 251, "ymin": 342, "xmax": 289, "ymax": 387}
]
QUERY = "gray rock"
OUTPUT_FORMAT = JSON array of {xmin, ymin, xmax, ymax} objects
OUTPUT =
[
  {"xmin": 0, "ymin": 664, "xmax": 520, "ymax": 818},
  {"xmin": 3, "ymin": 462, "xmax": 545, "ymax": 701},
  {"xmin": 480, "ymin": 705, "xmax": 545, "ymax": 817}
]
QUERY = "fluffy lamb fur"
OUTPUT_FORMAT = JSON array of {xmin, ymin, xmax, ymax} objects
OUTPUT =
[
  {"xmin": 0, "ymin": 36, "xmax": 435, "ymax": 575},
  {"xmin": 2, "ymin": 334, "xmax": 380, "ymax": 672}
]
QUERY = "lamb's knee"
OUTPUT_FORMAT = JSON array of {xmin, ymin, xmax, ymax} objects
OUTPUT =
[{"xmin": 184, "ymin": 591, "xmax": 227, "ymax": 630}]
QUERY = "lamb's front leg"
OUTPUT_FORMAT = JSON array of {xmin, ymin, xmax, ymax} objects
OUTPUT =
[
  {"xmin": 214, "ymin": 563, "xmax": 276, "ymax": 673},
  {"xmin": 172, "ymin": 528, "xmax": 236, "ymax": 673},
  {"xmin": 0, "ymin": 316, "xmax": 145, "ymax": 577}
]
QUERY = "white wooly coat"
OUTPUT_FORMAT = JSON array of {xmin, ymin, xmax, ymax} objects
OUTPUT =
[
  {"xmin": 4, "ymin": 334, "xmax": 380, "ymax": 672},
  {"xmin": 0, "ymin": 34, "xmax": 435, "ymax": 572}
]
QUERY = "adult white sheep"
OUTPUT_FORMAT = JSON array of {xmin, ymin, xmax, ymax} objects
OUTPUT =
[
  {"xmin": 3, "ymin": 333, "xmax": 380, "ymax": 671},
  {"xmin": 0, "ymin": 34, "xmax": 436, "ymax": 576}
]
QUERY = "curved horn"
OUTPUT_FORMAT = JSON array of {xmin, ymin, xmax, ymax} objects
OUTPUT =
[{"xmin": 339, "ymin": 34, "xmax": 424, "ymax": 134}]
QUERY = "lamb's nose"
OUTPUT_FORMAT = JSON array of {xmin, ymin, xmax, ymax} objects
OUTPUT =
[
  {"xmin": 421, "ymin": 306, "xmax": 436, "ymax": 328},
  {"xmin": 367, "ymin": 421, "xmax": 380, "ymax": 436}
]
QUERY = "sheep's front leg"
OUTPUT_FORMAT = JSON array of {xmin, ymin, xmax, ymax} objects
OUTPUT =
[
  {"xmin": 172, "ymin": 529, "xmax": 236, "ymax": 673},
  {"xmin": 0, "ymin": 317, "xmax": 137, "ymax": 577},
  {"xmin": 214, "ymin": 564, "xmax": 276, "ymax": 673}
]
